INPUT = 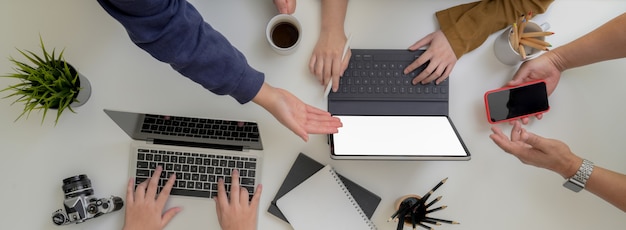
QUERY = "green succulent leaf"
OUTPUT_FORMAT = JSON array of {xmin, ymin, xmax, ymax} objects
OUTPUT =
[{"xmin": 0, "ymin": 36, "xmax": 84, "ymax": 125}]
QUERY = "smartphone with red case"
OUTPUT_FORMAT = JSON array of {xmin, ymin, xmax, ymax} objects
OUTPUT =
[{"xmin": 484, "ymin": 80, "xmax": 550, "ymax": 124}]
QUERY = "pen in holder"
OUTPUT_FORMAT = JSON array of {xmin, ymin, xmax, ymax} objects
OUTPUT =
[{"xmin": 388, "ymin": 178, "xmax": 459, "ymax": 230}]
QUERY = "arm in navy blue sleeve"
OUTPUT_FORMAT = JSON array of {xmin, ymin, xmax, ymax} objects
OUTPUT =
[{"xmin": 97, "ymin": 0, "xmax": 264, "ymax": 104}]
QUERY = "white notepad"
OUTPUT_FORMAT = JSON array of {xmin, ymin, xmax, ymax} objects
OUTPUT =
[{"xmin": 276, "ymin": 165, "xmax": 376, "ymax": 230}]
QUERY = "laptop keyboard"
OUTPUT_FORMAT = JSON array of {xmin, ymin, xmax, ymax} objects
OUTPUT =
[
  {"xmin": 329, "ymin": 49, "xmax": 448, "ymax": 101},
  {"xmin": 134, "ymin": 148, "xmax": 257, "ymax": 199},
  {"xmin": 140, "ymin": 114, "xmax": 260, "ymax": 143}
]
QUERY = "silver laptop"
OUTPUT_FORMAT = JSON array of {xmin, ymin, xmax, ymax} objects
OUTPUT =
[
  {"xmin": 327, "ymin": 49, "xmax": 470, "ymax": 160},
  {"xmin": 104, "ymin": 109, "xmax": 263, "ymax": 229}
]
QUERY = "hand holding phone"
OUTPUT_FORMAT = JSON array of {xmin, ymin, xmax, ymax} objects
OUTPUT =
[{"xmin": 484, "ymin": 80, "xmax": 550, "ymax": 124}]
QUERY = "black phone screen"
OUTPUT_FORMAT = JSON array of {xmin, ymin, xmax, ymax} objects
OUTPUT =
[{"xmin": 486, "ymin": 82, "xmax": 549, "ymax": 122}]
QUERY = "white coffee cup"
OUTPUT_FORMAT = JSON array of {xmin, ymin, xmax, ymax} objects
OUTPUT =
[
  {"xmin": 266, "ymin": 14, "xmax": 302, "ymax": 55},
  {"xmin": 494, "ymin": 21, "xmax": 550, "ymax": 65}
]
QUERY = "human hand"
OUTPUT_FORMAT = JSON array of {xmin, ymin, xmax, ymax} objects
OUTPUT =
[
  {"xmin": 215, "ymin": 169, "xmax": 262, "ymax": 230},
  {"xmin": 122, "ymin": 166, "xmax": 181, "ymax": 230},
  {"xmin": 273, "ymin": 0, "xmax": 296, "ymax": 14},
  {"xmin": 404, "ymin": 30, "xmax": 457, "ymax": 85},
  {"xmin": 507, "ymin": 52, "xmax": 563, "ymax": 124},
  {"xmin": 489, "ymin": 121, "xmax": 582, "ymax": 178},
  {"xmin": 252, "ymin": 83, "xmax": 343, "ymax": 141},
  {"xmin": 508, "ymin": 52, "xmax": 563, "ymax": 96},
  {"xmin": 309, "ymin": 33, "xmax": 351, "ymax": 92}
]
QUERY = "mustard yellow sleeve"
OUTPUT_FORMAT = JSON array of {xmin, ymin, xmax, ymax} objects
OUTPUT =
[{"xmin": 436, "ymin": 0, "xmax": 554, "ymax": 59}]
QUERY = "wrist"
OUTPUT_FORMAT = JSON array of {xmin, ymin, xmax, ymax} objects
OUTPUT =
[
  {"xmin": 559, "ymin": 156, "xmax": 583, "ymax": 179},
  {"xmin": 546, "ymin": 48, "xmax": 569, "ymax": 73},
  {"xmin": 252, "ymin": 83, "xmax": 272, "ymax": 107},
  {"xmin": 562, "ymin": 159, "xmax": 594, "ymax": 192}
]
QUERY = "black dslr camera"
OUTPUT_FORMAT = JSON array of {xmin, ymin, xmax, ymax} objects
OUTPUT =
[{"xmin": 51, "ymin": 174, "xmax": 124, "ymax": 225}]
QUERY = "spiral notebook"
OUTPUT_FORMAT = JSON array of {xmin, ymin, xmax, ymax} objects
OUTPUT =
[{"xmin": 276, "ymin": 165, "xmax": 377, "ymax": 230}]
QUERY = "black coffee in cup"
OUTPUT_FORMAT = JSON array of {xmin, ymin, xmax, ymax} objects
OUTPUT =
[{"xmin": 271, "ymin": 22, "xmax": 299, "ymax": 48}]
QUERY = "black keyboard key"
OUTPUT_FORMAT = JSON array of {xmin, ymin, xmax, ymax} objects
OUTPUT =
[
  {"xmin": 144, "ymin": 117, "xmax": 156, "ymax": 124},
  {"xmin": 241, "ymin": 178, "xmax": 255, "ymax": 185},
  {"xmin": 243, "ymin": 186, "xmax": 255, "ymax": 194},
  {"xmin": 137, "ymin": 161, "xmax": 149, "ymax": 168},
  {"xmin": 136, "ymin": 169, "xmax": 150, "ymax": 177},
  {"xmin": 245, "ymin": 162, "xmax": 256, "ymax": 169},
  {"xmin": 136, "ymin": 177, "xmax": 148, "ymax": 184}
]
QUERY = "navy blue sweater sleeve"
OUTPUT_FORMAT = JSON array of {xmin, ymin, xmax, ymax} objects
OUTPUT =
[{"xmin": 97, "ymin": 0, "xmax": 264, "ymax": 104}]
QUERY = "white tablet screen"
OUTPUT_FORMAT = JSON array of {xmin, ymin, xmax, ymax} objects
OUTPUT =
[{"xmin": 332, "ymin": 116, "xmax": 467, "ymax": 156}]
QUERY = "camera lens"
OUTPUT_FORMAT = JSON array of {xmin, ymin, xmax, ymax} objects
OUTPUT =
[
  {"xmin": 62, "ymin": 174, "xmax": 94, "ymax": 199},
  {"xmin": 111, "ymin": 196, "xmax": 124, "ymax": 211}
]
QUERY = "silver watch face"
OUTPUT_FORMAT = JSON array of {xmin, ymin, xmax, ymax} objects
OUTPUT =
[{"xmin": 563, "ymin": 179, "xmax": 584, "ymax": 192}]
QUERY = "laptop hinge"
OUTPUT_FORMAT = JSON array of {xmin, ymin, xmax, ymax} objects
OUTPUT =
[{"xmin": 151, "ymin": 139, "xmax": 244, "ymax": 151}]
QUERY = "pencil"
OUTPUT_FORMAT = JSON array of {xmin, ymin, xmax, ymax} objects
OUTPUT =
[
  {"xmin": 518, "ymin": 16, "xmax": 526, "ymax": 41},
  {"xmin": 390, "ymin": 196, "xmax": 420, "ymax": 222},
  {"xmin": 425, "ymin": 196, "xmax": 442, "ymax": 209},
  {"xmin": 518, "ymin": 43, "xmax": 527, "ymax": 59},
  {"xmin": 511, "ymin": 23, "xmax": 519, "ymax": 52},
  {"xmin": 521, "ymin": 31, "xmax": 554, "ymax": 38},
  {"xmin": 520, "ymin": 38, "xmax": 549, "ymax": 51},
  {"xmin": 521, "ymin": 37, "xmax": 551, "ymax": 47},
  {"xmin": 324, "ymin": 33, "xmax": 352, "ymax": 97},
  {"xmin": 425, "ymin": 217, "xmax": 460, "ymax": 225},
  {"xmin": 396, "ymin": 216, "xmax": 404, "ymax": 230},
  {"xmin": 418, "ymin": 222, "xmax": 433, "ymax": 230},
  {"xmin": 388, "ymin": 201, "xmax": 410, "ymax": 222},
  {"xmin": 519, "ymin": 11, "xmax": 532, "ymax": 35},
  {"xmin": 411, "ymin": 210, "xmax": 417, "ymax": 230},
  {"xmin": 430, "ymin": 177, "xmax": 448, "ymax": 193},
  {"xmin": 395, "ymin": 203, "xmax": 413, "ymax": 222},
  {"xmin": 421, "ymin": 219, "xmax": 441, "ymax": 226},
  {"xmin": 412, "ymin": 177, "xmax": 447, "ymax": 210},
  {"xmin": 426, "ymin": 205, "xmax": 447, "ymax": 214},
  {"xmin": 508, "ymin": 29, "xmax": 516, "ymax": 51}
]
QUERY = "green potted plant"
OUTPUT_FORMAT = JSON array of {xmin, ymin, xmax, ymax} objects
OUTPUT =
[{"xmin": 0, "ymin": 37, "xmax": 91, "ymax": 125}]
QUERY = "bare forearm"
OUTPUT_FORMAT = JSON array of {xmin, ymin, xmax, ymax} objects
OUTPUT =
[
  {"xmin": 320, "ymin": 0, "xmax": 348, "ymax": 35},
  {"xmin": 549, "ymin": 13, "xmax": 626, "ymax": 71},
  {"xmin": 585, "ymin": 166, "xmax": 626, "ymax": 212},
  {"xmin": 251, "ymin": 82, "xmax": 274, "ymax": 109}
]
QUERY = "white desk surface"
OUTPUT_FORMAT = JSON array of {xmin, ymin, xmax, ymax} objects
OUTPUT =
[{"xmin": 1, "ymin": 1, "xmax": 626, "ymax": 229}]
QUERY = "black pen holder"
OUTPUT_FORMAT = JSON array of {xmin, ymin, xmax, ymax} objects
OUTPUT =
[{"xmin": 394, "ymin": 194, "xmax": 426, "ymax": 226}]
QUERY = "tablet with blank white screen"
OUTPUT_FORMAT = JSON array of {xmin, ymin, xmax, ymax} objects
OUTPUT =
[{"xmin": 330, "ymin": 115, "xmax": 470, "ymax": 160}]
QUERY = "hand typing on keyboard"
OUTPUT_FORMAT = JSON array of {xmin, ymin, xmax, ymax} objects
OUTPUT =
[
  {"xmin": 405, "ymin": 30, "xmax": 458, "ymax": 85},
  {"xmin": 123, "ymin": 166, "xmax": 262, "ymax": 230},
  {"xmin": 215, "ymin": 169, "xmax": 263, "ymax": 230},
  {"xmin": 123, "ymin": 166, "xmax": 181, "ymax": 230}
]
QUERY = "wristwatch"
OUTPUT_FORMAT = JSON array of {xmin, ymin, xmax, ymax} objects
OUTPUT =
[{"xmin": 563, "ymin": 159, "xmax": 594, "ymax": 192}]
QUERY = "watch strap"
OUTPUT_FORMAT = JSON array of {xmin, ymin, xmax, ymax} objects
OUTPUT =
[{"xmin": 563, "ymin": 159, "xmax": 594, "ymax": 192}]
